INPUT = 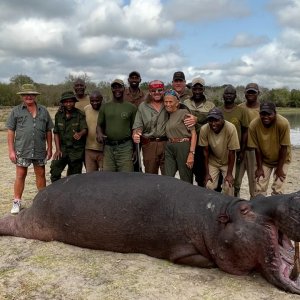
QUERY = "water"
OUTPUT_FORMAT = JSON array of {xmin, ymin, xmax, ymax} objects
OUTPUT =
[{"xmin": 280, "ymin": 113, "xmax": 300, "ymax": 146}]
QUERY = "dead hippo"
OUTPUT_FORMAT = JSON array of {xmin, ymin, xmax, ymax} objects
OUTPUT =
[{"xmin": 0, "ymin": 172, "xmax": 299, "ymax": 294}]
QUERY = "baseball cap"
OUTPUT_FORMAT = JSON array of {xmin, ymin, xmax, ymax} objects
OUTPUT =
[
  {"xmin": 207, "ymin": 107, "xmax": 224, "ymax": 120},
  {"xmin": 111, "ymin": 79, "xmax": 125, "ymax": 87},
  {"xmin": 173, "ymin": 71, "xmax": 185, "ymax": 81},
  {"xmin": 260, "ymin": 102, "xmax": 276, "ymax": 114},
  {"xmin": 191, "ymin": 77, "xmax": 205, "ymax": 87},
  {"xmin": 129, "ymin": 71, "xmax": 141, "ymax": 78},
  {"xmin": 245, "ymin": 83, "xmax": 259, "ymax": 93}
]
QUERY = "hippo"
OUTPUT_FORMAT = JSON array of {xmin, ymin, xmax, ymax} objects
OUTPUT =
[{"xmin": 0, "ymin": 172, "xmax": 299, "ymax": 294}]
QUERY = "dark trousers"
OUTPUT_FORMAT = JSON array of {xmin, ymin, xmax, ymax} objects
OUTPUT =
[
  {"xmin": 50, "ymin": 156, "xmax": 83, "ymax": 182},
  {"xmin": 193, "ymin": 145, "xmax": 206, "ymax": 187}
]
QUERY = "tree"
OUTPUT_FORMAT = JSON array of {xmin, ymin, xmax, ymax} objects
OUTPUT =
[
  {"xmin": 10, "ymin": 74, "xmax": 34, "ymax": 86},
  {"xmin": 289, "ymin": 89, "xmax": 300, "ymax": 107}
]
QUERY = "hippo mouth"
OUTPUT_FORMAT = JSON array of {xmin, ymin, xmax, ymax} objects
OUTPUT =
[{"xmin": 262, "ymin": 225, "xmax": 300, "ymax": 294}]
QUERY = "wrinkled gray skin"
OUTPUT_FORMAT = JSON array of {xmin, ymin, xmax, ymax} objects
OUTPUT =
[{"xmin": 0, "ymin": 172, "xmax": 300, "ymax": 294}]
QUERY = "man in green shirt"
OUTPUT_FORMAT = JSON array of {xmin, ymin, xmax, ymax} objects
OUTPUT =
[
  {"xmin": 50, "ymin": 91, "xmax": 87, "ymax": 182},
  {"xmin": 6, "ymin": 84, "xmax": 53, "ymax": 214},
  {"xmin": 97, "ymin": 79, "xmax": 137, "ymax": 172},
  {"xmin": 220, "ymin": 85, "xmax": 249, "ymax": 197},
  {"xmin": 184, "ymin": 77, "xmax": 215, "ymax": 186}
]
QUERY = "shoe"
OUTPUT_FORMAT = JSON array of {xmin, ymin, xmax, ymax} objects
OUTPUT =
[{"xmin": 11, "ymin": 200, "xmax": 21, "ymax": 214}]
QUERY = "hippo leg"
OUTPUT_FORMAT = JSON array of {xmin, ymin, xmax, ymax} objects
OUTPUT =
[{"xmin": 175, "ymin": 254, "xmax": 216, "ymax": 268}]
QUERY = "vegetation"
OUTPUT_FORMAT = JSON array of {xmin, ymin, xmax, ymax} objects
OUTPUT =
[{"xmin": 1, "ymin": 74, "xmax": 300, "ymax": 107}]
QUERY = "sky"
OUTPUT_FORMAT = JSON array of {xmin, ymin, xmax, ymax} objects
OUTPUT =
[{"xmin": 1, "ymin": 0, "xmax": 300, "ymax": 89}]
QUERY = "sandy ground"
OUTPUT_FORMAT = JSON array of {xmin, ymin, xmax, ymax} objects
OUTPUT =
[{"xmin": 0, "ymin": 109, "xmax": 300, "ymax": 299}]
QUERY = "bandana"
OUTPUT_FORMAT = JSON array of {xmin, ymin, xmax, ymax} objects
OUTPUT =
[{"xmin": 149, "ymin": 80, "xmax": 164, "ymax": 90}]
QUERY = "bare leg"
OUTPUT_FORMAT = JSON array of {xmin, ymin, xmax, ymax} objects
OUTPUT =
[
  {"xmin": 14, "ymin": 166, "xmax": 27, "ymax": 200},
  {"xmin": 33, "ymin": 165, "xmax": 46, "ymax": 190}
]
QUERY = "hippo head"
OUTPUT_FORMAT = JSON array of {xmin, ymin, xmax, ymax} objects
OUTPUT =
[{"xmin": 213, "ymin": 192, "xmax": 300, "ymax": 294}]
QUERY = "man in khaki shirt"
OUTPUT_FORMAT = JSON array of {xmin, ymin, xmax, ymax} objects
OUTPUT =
[
  {"xmin": 248, "ymin": 102, "xmax": 291, "ymax": 196},
  {"xmin": 199, "ymin": 108, "xmax": 240, "ymax": 196},
  {"xmin": 74, "ymin": 78, "xmax": 90, "ymax": 112},
  {"xmin": 84, "ymin": 90, "xmax": 104, "ymax": 172}
]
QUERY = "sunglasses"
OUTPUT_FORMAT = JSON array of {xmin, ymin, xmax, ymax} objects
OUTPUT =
[{"xmin": 150, "ymin": 89, "xmax": 164, "ymax": 93}]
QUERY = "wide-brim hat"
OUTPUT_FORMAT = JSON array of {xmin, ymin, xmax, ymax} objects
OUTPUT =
[
  {"xmin": 60, "ymin": 91, "xmax": 78, "ymax": 103},
  {"xmin": 17, "ymin": 84, "xmax": 40, "ymax": 95}
]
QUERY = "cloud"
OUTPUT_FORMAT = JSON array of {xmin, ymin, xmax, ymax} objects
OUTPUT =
[
  {"xmin": 164, "ymin": 0, "xmax": 250, "ymax": 22},
  {"xmin": 80, "ymin": 0, "xmax": 174, "ymax": 42},
  {"xmin": 225, "ymin": 33, "xmax": 270, "ymax": 48},
  {"xmin": 268, "ymin": 0, "xmax": 300, "ymax": 30},
  {"xmin": 0, "ymin": 0, "xmax": 75, "ymax": 22}
]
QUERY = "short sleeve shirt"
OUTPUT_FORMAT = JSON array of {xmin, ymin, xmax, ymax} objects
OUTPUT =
[
  {"xmin": 132, "ymin": 101, "xmax": 168, "ymax": 138},
  {"xmin": 184, "ymin": 97, "xmax": 215, "ymax": 135},
  {"xmin": 248, "ymin": 114, "xmax": 291, "ymax": 167},
  {"xmin": 75, "ymin": 94, "xmax": 90, "ymax": 112},
  {"xmin": 123, "ymin": 88, "xmax": 145, "ymax": 107},
  {"xmin": 238, "ymin": 102, "xmax": 260, "ymax": 122},
  {"xmin": 199, "ymin": 121, "xmax": 240, "ymax": 167},
  {"xmin": 6, "ymin": 103, "xmax": 54, "ymax": 159},
  {"xmin": 98, "ymin": 101, "xmax": 137, "ymax": 141},
  {"xmin": 220, "ymin": 105, "xmax": 249, "ymax": 142},
  {"xmin": 166, "ymin": 109, "xmax": 195, "ymax": 138},
  {"xmin": 84, "ymin": 104, "xmax": 103, "ymax": 151}
]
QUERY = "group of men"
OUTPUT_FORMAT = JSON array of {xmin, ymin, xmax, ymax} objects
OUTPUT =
[{"xmin": 6, "ymin": 70, "xmax": 291, "ymax": 215}]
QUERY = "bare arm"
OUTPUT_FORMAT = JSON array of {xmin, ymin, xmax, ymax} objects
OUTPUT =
[
  {"xmin": 254, "ymin": 147, "xmax": 264, "ymax": 181},
  {"xmin": 7, "ymin": 129, "xmax": 16, "ymax": 163},
  {"xmin": 203, "ymin": 145, "xmax": 212, "ymax": 185},
  {"xmin": 186, "ymin": 128, "xmax": 197, "ymax": 169},
  {"xmin": 46, "ymin": 131, "xmax": 53, "ymax": 160},
  {"xmin": 224, "ymin": 150, "xmax": 236, "ymax": 187},
  {"xmin": 52, "ymin": 133, "xmax": 62, "ymax": 160},
  {"xmin": 274, "ymin": 145, "xmax": 288, "ymax": 181}
]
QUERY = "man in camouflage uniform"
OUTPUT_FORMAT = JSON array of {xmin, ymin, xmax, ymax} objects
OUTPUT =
[{"xmin": 50, "ymin": 91, "xmax": 87, "ymax": 182}]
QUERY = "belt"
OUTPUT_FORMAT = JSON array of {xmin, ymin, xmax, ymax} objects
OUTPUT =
[
  {"xmin": 105, "ymin": 137, "xmax": 131, "ymax": 146},
  {"xmin": 148, "ymin": 137, "xmax": 168, "ymax": 142},
  {"xmin": 168, "ymin": 137, "xmax": 191, "ymax": 143}
]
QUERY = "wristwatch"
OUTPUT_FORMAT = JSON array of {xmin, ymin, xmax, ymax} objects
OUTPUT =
[{"xmin": 189, "ymin": 150, "xmax": 195, "ymax": 155}]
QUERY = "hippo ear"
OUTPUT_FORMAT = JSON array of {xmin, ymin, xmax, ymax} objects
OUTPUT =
[{"xmin": 218, "ymin": 213, "xmax": 230, "ymax": 224}]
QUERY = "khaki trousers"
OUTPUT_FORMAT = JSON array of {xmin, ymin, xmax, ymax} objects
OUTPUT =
[
  {"xmin": 254, "ymin": 163, "xmax": 289, "ymax": 196},
  {"xmin": 206, "ymin": 164, "xmax": 236, "ymax": 196},
  {"xmin": 85, "ymin": 149, "xmax": 104, "ymax": 172}
]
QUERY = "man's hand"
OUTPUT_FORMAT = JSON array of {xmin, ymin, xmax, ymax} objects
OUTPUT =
[
  {"xmin": 274, "ymin": 167, "xmax": 286, "ymax": 182},
  {"xmin": 224, "ymin": 173, "xmax": 234, "ymax": 187},
  {"xmin": 184, "ymin": 114, "xmax": 197, "ymax": 128},
  {"xmin": 53, "ymin": 150, "xmax": 63, "ymax": 160},
  {"xmin": 9, "ymin": 150, "xmax": 16, "ymax": 163},
  {"xmin": 132, "ymin": 130, "xmax": 142, "ymax": 144},
  {"xmin": 255, "ymin": 168, "xmax": 265, "ymax": 182}
]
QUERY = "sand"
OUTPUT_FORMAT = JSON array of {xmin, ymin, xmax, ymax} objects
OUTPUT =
[{"xmin": 0, "ymin": 118, "xmax": 300, "ymax": 299}]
